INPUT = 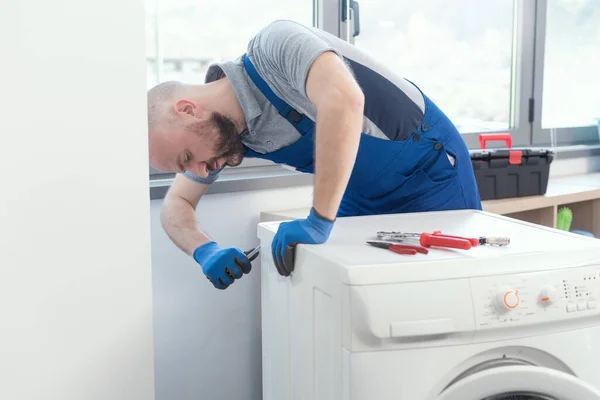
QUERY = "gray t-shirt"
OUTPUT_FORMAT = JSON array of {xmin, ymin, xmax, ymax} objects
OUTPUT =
[{"xmin": 185, "ymin": 19, "xmax": 425, "ymax": 184}]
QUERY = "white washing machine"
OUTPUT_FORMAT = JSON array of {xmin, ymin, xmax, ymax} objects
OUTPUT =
[{"xmin": 257, "ymin": 209, "xmax": 600, "ymax": 400}]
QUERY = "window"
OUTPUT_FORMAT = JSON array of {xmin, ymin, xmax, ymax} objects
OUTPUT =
[
  {"xmin": 541, "ymin": 0, "xmax": 600, "ymax": 129},
  {"xmin": 532, "ymin": 0, "xmax": 600, "ymax": 146},
  {"xmin": 146, "ymin": 1, "xmax": 158, "ymax": 90},
  {"xmin": 146, "ymin": 0, "xmax": 314, "ymax": 86},
  {"xmin": 351, "ymin": 0, "xmax": 517, "ymax": 135}
]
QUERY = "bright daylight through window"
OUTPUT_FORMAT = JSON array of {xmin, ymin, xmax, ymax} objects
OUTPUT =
[
  {"xmin": 145, "ymin": 0, "xmax": 313, "ymax": 88},
  {"xmin": 353, "ymin": 0, "xmax": 515, "ymax": 134},
  {"xmin": 541, "ymin": 0, "xmax": 600, "ymax": 129}
]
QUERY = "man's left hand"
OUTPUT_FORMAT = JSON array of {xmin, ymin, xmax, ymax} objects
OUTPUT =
[{"xmin": 271, "ymin": 207, "xmax": 334, "ymax": 276}]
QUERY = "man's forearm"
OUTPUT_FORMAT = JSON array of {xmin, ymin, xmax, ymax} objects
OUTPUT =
[
  {"xmin": 160, "ymin": 195, "xmax": 212, "ymax": 256},
  {"xmin": 313, "ymin": 97, "xmax": 364, "ymax": 220}
]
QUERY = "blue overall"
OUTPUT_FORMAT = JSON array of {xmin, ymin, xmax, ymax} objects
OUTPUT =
[{"xmin": 241, "ymin": 54, "xmax": 482, "ymax": 217}]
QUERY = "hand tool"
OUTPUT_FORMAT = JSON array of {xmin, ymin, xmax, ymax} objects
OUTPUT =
[
  {"xmin": 245, "ymin": 244, "xmax": 261, "ymax": 261},
  {"xmin": 366, "ymin": 241, "xmax": 429, "ymax": 255},
  {"xmin": 376, "ymin": 231, "xmax": 473, "ymax": 250},
  {"xmin": 376, "ymin": 230, "xmax": 510, "ymax": 248},
  {"xmin": 375, "ymin": 231, "xmax": 474, "ymax": 249},
  {"xmin": 477, "ymin": 236, "xmax": 511, "ymax": 246},
  {"xmin": 412, "ymin": 232, "xmax": 511, "ymax": 247}
]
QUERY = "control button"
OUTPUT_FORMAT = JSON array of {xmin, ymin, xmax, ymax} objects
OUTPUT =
[
  {"xmin": 567, "ymin": 304, "xmax": 576, "ymax": 312},
  {"xmin": 413, "ymin": 133, "xmax": 421, "ymax": 142},
  {"xmin": 434, "ymin": 142, "xmax": 443, "ymax": 151},
  {"xmin": 588, "ymin": 301, "xmax": 597, "ymax": 310},
  {"xmin": 494, "ymin": 287, "xmax": 520, "ymax": 313},
  {"xmin": 539, "ymin": 286, "xmax": 558, "ymax": 306},
  {"xmin": 578, "ymin": 302, "xmax": 587, "ymax": 311}
]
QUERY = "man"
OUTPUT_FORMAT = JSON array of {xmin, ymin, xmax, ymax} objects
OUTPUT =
[{"xmin": 147, "ymin": 19, "xmax": 482, "ymax": 290}]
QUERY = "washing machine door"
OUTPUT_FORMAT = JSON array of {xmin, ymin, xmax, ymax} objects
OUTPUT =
[{"xmin": 437, "ymin": 365, "xmax": 600, "ymax": 400}]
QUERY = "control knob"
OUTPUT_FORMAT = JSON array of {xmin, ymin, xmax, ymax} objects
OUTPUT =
[
  {"xmin": 539, "ymin": 285, "xmax": 558, "ymax": 306},
  {"xmin": 494, "ymin": 287, "xmax": 520, "ymax": 313}
]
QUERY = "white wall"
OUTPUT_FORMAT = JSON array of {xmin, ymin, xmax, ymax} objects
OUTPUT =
[
  {"xmin": 0, "ymin": 0, "xmax": 155, "ymax": 399},
  {"xmin": 150, "ymin": 185, "xmax": 313, "ymax": 400}
]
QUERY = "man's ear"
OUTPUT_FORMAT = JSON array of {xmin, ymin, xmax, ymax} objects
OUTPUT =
[{"xmin": 174, "ymin": 99, "xmax": 198, "ymax": 117}]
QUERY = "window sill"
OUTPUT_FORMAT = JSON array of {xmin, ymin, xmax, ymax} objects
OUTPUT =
[
  {"xmin": 150, "ymin": 164, "xmax": 313, "ymax": 200},
  {"xmin": 547, "ymin": 143, "xmax": 600, "ymax": 159},
  {"xmin": 149, "ymin": 143, "xmax": 600, "ymax": 200}
]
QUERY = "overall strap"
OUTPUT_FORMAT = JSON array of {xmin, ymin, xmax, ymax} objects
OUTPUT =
[{"xmin": 242, "ymin": 53, "xmax": 314, "ymax": 136}]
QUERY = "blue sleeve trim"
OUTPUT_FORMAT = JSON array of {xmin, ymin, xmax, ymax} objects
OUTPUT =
[{"xmin": 183, "ymin": 168, "xmax": 223, "ymax": 185}]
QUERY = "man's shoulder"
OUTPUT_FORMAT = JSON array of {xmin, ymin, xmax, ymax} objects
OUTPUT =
[
  {"xmin": 254, "ymin": 19, "xmax": 315, "ymax": 38},
  {"xmin": 204, "ymin": 57, "xmax": 244, "ymax": 84},
  {"xmin": 248, "ymin": 19, "xmax": 333, "ymax": 54}
]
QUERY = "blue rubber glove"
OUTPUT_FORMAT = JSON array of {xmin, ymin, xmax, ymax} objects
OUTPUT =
[
  {"xmin": 271, "ymin": 207, "xmax": 334, "ymax": 276},
  {"xmin": 193, "ymin": 241, "xmax": 252, "ymax": 290}
]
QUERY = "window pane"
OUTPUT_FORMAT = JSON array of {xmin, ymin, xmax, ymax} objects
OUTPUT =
[
  {"xmin": 542, "ymin": 0, "xmax": 600, "ymax": 129},
  {"xmin": 149, "ymin": 0, "xmax": 314, "ymax": 86},
  {"xmin": 352, "ymin": 0, "xmax": 515, "ymax": 134},
  {"xmin": 145, "ymin": 0, "xmax": 158, "ymax": 89}
]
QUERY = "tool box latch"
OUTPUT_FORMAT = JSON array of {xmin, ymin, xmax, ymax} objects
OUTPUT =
[{"xmin": 509, "ymin": 150, "xmax": 523, "ymax": 165}]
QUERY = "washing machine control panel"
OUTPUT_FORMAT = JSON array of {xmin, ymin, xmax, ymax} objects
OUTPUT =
[{"xmin": 470, "ymin": 265, "xmax": 600, "ymax": 329}]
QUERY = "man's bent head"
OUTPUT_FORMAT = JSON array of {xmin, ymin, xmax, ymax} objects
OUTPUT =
[{"xmin": 147, "ymin": 81, "xmax": 245, "ymax": 178}]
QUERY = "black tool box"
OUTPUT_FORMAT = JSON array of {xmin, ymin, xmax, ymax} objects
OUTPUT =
[{"xmin": 470, "ymin": 133, "xmax": 554, "ymax": 201}]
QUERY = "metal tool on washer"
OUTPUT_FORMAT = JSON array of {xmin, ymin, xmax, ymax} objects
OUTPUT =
[{"xmin": 376, "ymin": 230, "xmax": 510, "ymax": 250}]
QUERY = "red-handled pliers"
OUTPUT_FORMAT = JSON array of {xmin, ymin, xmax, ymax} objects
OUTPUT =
[
  {"xmin": 376, "ymin": 230, "xmax": 476, "ymax": 250},
  {"xmin": 366, "ymin": 241, "xmax": 429, "ymax": 255}
]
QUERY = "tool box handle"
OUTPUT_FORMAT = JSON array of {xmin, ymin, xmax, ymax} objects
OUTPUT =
[{"xmin": 479, "ymin": 133, "xmax": 512, "ymax": 149}]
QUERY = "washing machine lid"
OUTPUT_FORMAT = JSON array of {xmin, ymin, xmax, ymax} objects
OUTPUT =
[
  {"xmin": 257, "ymin": 209, "xmax": 600, "ymax": 285},
  {"xmin": 437, "ymin": 365, "xmax": 600, "ymax": 400}
]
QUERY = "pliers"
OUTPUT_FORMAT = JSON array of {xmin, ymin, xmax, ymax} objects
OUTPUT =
[
  {"xmin": 245, "ymin": 245, "xmax": 260, "ymax": 262},
  {"xmin": 205, "ymin": 245, "xmax": 261, "ymax": 285},
  {"xmin": 366, "ymin": 241, "xmax": 429, "ymax": 255}
]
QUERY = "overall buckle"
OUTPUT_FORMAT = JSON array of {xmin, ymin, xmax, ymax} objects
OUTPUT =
[{"xmin": 285, "ymin": 109, "xmax": 304, "ymax": 124}]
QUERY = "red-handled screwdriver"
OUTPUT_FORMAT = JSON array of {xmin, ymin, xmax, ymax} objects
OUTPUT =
[
  {"xmin": 419, "ymin": 233, "xmax": 473, "ymax": 250},
  {"xmin": 430, "ymin": 231, "xmax": 479, "ymax": 246}
]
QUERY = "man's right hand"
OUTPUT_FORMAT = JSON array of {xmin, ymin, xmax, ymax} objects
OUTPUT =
[{"xmin": 193, "ymin": 241, "xmax": 252, "ymax": 290}]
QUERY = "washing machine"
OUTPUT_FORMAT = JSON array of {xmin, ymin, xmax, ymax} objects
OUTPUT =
[{"xmin": 256, "ymin": 209, "xmax": 600, "ymax": 400}]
